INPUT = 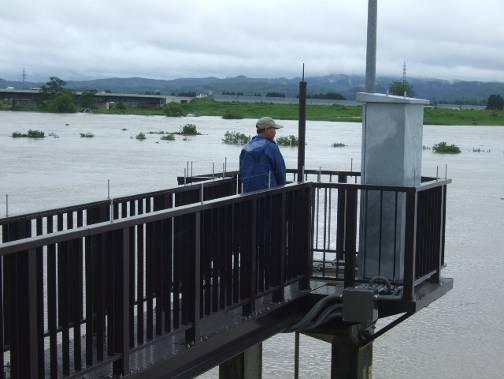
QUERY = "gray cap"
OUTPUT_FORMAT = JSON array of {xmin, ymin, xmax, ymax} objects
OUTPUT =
[{"xmin": 256, "ymin": 117, "xmax": 283, "ymax": 130}]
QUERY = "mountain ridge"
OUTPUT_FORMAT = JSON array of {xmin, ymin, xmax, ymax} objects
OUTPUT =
[{"xmin": 2, "ymin": 75, "xmax": 503, "ymax": 104}]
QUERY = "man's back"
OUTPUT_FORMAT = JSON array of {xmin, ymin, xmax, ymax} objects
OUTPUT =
[{"xmin": 240, "ymin": 135, "xmax": 286, "ymax": 192}]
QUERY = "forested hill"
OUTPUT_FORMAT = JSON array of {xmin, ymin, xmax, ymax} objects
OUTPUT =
[{"xmin": 2, "ymin": 74, "xmax": 504, "ymax": 104}]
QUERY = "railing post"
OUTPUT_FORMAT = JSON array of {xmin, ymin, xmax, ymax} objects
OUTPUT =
[
  {"xmin": 273, "ymin": 193, "xmax": 286, "ymax": 302},
  {"xmin": 28, "ymin": 248, "xmax": 40, "ymax": 379},
  {"xmin": 403, "ymin": 189, "xmax": 418, "ymax": 302},
  {"xmin": 336, "ymin": 175, "xmax": 348, "ymax": 261},
  {"xmin": 121, "ymin": 228, "xmax": 131, "ymax": 375},
  {"xmin": 244, "ymin": 199, "xmax": 257, "ymax": 316},
  {"xmin": 344, "ymin": 189, "xmax": 358, "ymax": 288},
  {"xmin": 433, "ymin": 185, "xmax": 445, "ymax": 283},
  {"xmin": 300, "ymin": 186, "xmax": 314, "ymax": 290},
  {"xmin": 186, "ymin": 212, "xmax": 201, "ymax": 344}
]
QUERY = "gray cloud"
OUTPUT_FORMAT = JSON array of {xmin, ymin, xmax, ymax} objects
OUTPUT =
[{"xmin": 1, "ymin": 0, "xmax": 503, "ymax": 82}]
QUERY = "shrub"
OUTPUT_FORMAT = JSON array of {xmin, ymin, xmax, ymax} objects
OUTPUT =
[
  {"xmin": 277, "ymin": 135, "xmax": 299, "ymax": 146},
  {"xmin": 163, "ymin": 102, "xmax": 187, "ymax": 117},
  {"xmin": 222, "ymin": 131, "xmax": 251, "ymax": 145},
  {"xmin": 46, "ymin": 92, "xmax": 78, "ymax": 113},
  {"xmin": 222, "ymin": 111, "xmax": 243, "ymax": 119},
  {"xmin": 332, "ymin": 142, "xmax": 346, "ymax": 148},
  {"xmin": 12, "ymin": 130, "xmax": 45, "ymax": 138},
  {"xmin": 432, "ymin": 142, "xmax": 461, "ymax": 154},
  {"xmin": 136, "ymin": 132, "xmax": 146, "ymax": 140},
  {"xmin": 160, "ymin": 133, "xmax": 175, "ymax": 141},
  {"xmin": 80, "ymin": 132, "xmax": 95, "ymax": 138},
  {"xmin": 178, "ymin": 123, "xmax": 200, "ymax": 135}
]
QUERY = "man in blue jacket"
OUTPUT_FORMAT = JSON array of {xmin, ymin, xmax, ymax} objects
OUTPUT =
[{"xmin": 240, "ymin": 117, "xmax": 286, "ymax": 193}]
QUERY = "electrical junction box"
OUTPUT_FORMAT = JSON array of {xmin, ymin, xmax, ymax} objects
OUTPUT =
[{"xmin": 342, "ymin": 287, "xmax": 378, "ymax": 327}]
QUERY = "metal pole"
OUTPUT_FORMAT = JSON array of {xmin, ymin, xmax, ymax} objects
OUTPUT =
[
  {"xmin": 109, "ymin": 199, "xmax": 114, "ymax": 223},
  {"xmin": 445, "ymin": 164, "xmax": 448, "ymax": 180},
  {"xmin": 186, "ymin": 161, "xmax": 189, "ymax": 179},
  {"xmin": 436, "ymin": 166, "xmax": 439, "ymax": 180},
  {"xmin": 236, "ymin": 175, "xmax": 239, "ymax": 194},
  {"xmin": 366, "ymin": 0, "xmax": 378, "ymax": 93},
  {"xmin": 350, "ymin": 158, "xmax": 353, "ymax": 172},
  {"xmin": 184, "ymin": 168, "xmax": 187, "ymax": 185},
  {"xmin": 268, "ymin": 171, "xmax": 271, "ymax": 188},
  {"xmin": 298, "ymin": 64, "xmax": 307, "ymax": 183},
  {"xmin": 224, "ymin": 157, "xmax": 227, "ymax": 175},
  {"xmin": 190, "ymin": 161, "xmax": 193, "ymax": 177},
  {"xmin": 212, "ymin": 162, "xmax": 215, "ymax": 178},
  {"xmin": 200, "ymin": 182, "xmax": 204, "ymax": 204},
  {"xmin": 294, "ymin": 332, "xmax": 300, "ymax": 379},
  {"xmin": 222, "ymin": 163, "xmax": 225, "ymax": 178},
  {"xmin": 107, "ymin": 179, "xmax": 110, "ymax": 200}
]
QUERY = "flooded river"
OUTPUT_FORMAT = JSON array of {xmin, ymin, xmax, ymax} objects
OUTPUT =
[{"xmin": 1, "ymin": 111, "xmax": 503, "ymax": 378}]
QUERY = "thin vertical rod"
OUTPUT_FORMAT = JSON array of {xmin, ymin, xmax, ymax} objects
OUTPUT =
[
  {"xmin": 294, "ymin": 332, "xmax": 300, "ymax": 379},
  {"xmin": 298, "ymin": 64, "xmax": 307, "ymax": 183},
  {"xmin": 5, "ymin": 194, "xmax": 8, "ymax": 217},
  {"xmin": 366, "ymin": 0, "xmax": 378, "ymax": 93}
]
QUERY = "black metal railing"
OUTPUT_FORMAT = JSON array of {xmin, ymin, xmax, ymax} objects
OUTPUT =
[
  {"xmin": 310, "ymin": 177, "xmax": 450, "ymax": 299},
  {"xmin": 0, "ymin": 177, "xmax": 237, "ymax": 243},
  {"xmin": 0, "ymin": 183, "xmax": 312, "ymax": 379},
  {"xmin": 0, "ymin": 168, "xmax": 450, "ymax": 378}
]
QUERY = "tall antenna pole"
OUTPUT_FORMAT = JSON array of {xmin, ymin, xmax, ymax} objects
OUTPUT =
[
  {"xmin": 297, "ymin": 63, "xmax": 307, "ymax": 183},
  {"xmin": 365, "ymin": 0, "xmax": 378, "ymax": 93},
  {"xmin": 402, "ymin": 61, "xmax": 407, "ymax": 96}
]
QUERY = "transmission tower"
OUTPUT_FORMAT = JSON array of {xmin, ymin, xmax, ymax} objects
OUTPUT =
[{"xmin": 22, "ymin": 68, "xmax": 27, "ymax": 89}]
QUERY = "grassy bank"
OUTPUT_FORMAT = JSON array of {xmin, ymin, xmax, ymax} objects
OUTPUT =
[
  {"xmin": 4, "ymin": 97, "xmax": 504, "ymax": 126},
  {"xmin": 424, "ymin": 108, "xmax": 504, "ymax": 126},
  {"xmin": 101, "ymin": 99, "xmax": 504, "ymax": 126}
]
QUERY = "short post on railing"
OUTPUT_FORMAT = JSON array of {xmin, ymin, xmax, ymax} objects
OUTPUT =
[{"xmin": 403, "ymin": 189, "xmax": 418, "ymax": 302}]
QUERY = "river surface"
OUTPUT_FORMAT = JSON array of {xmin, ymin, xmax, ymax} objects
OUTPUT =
[{"xmin": 1, "ymin": 111, "xmax": 503, "ymax": 379}]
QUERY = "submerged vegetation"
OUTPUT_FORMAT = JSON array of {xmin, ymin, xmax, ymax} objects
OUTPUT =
[
  {"xmin": 176, "ymin": 123, "xmax": 201, "ymax": 135},
  {"xmin": 80, "ymin": 132, "xmax": 95, "ymax": 138},
  {"xmin": 432, "ymin": 142, "xmax": 461, "ymax": 154},
  {"xmin": 160, "ymin": 133, "xmax": 175, "ymax": 141},
  {"xmin": 332, "ymin": 142, "xmax": 346, "ymax": 148},
  {"xmin": 135, "ymin": 132, "xmax": 146, "ymax": 140},
  {"xmin": 277, "ymin": 135, "xmax": 299, "ymax": 147},
  {"xmin": 222, "ymin": 131, "xmax": 251, "ymax": 145},
  {"xmin": 12, "ymin": 130, "xmax": 45, "ymax": 138}
]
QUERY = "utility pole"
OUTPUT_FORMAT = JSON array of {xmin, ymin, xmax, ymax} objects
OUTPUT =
[
  {"xmin": 365, "ymin": 0, "xmax": 378, "ymax": 93},
  {"xmin": 22, "ymin": 68, "xmax": 27, "ymax": 89},
  {"xmin": 402, "ymin": 61, "xmax": 407, "ymax": 96}
]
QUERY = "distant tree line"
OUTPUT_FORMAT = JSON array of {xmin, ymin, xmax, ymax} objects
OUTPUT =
[
  {"xmin": 222, "ymin": 91, "xmax": 244, "ymax": 96},
  {"xmin": 486, "ymin": 94, "xmax": 503, "ymax": 110},
  {"xmin": 308, "ymin": 92, "xmax": 346, "ymax": 100},
  {"xmin": 171, "ymin": 91, "xmax": 197, "ymax": 97},
  {"xmin": 265, "ymin": 92, "xmax": 286, "ymax": 98}
]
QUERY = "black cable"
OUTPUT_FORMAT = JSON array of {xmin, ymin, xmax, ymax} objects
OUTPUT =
[
  {"xmin": 369, "ymin": 275, "xmax": 392, "ymax": 293},
  {"xmin": 283, "ymin": 294, "xmax": 340, "ymax": 332},
  {"xmin": 303, "ymin": 303, "xmax": 343, "ymax": 331}
]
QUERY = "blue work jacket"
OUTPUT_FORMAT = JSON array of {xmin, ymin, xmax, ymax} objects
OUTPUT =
[{"xmin": 239, "ymin": 135, "xmax": 286, "ymax": 193}]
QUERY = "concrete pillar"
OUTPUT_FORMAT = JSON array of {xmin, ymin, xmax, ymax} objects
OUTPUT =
[
  {"xmin": 307, "ymin": 325, "xmax": 372, "ymax": 379},
  {"xmin": 219, "ymin": 343, "xmax": 262, "ymax": 379},
  {"xmin": 357, "ymin": 92, "xmax": 429, "ymax": 282}
]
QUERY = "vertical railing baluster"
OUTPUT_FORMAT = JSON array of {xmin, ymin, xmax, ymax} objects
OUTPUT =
[
  {"xmin": 186, "ymin": 212, "xmax": 201, "ymax": 344},
  {"xmin": 273, "ymin": 193, "xmax": 286, "ymax": 302},
  {"xmin": 344, "ymin": 189, "xmax": 358, "ymax": 288},
  {"xmin": 28, "ymin": 248, "xmax": 40, "ymax": 379},
  {"xmin": 403, "ymin": 190, "xmax": 418, "ymax": 302}
]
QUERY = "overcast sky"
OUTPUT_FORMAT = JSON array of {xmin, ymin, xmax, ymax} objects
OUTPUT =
[{"xmin": 1, "ymin": 0, "xmax": 503, "ymax": 82}]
